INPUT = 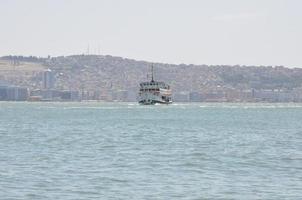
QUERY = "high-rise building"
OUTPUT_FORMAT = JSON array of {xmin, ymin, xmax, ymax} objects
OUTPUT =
[
  {"xmin": 189, "ymin": 92, "xmax": 202, "ymax": 102},
  {"xmin": 0, "ymin": 85, "xmax": 28, "ymax": 101},
  {"xmin": 43, "ymin": 69, "xmax": 55, "ymax": 89}
]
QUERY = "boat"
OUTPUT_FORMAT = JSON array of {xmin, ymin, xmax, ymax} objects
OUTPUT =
[{"xmin": 138, "ymin": 65, "xmax": 172, "ymax": 105}]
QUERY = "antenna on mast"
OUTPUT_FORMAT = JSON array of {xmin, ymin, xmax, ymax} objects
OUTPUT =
[{"xmin": 86, "ymin": 44, "xmax": 90, "ymax": 55}]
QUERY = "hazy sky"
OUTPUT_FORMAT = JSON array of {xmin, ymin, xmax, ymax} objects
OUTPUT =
[{"xmin": 1, "ymin": 0, "xmax": 301, "ymax": 67}]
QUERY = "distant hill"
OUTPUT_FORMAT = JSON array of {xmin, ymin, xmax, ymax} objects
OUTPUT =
[{"xmin": 1, "ymin": 54, "xmax": 302, "ymax": 100}]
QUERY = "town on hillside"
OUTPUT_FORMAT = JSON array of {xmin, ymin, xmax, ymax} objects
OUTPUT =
[{"xmin": 1, "ymin": 55, "xmax": 302, "ymax": 102}]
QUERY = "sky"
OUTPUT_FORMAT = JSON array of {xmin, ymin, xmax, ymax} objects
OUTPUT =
[{"xmin": 0, "ymin": 0, "xmax": 301, "ymax": 67}]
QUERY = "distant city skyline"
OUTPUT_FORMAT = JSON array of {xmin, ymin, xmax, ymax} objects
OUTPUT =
[{"xmin": 0, "ymin": 0, "xmax": 302, "ymax": 67}]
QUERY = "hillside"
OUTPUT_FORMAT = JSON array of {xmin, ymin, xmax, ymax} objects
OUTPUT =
[{"xmin": 1, "ymin": 55, "xmax": 302, "ymax": 101}]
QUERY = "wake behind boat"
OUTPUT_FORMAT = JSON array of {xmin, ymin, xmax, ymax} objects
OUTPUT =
[{"xmin": 138, "ymin": 65, "xmax": 172, "ymax": 105}]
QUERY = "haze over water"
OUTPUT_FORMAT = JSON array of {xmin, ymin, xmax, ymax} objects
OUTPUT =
[{"xmin": 1, "ymin": 102, "xmax": 301, "ymax": 199}]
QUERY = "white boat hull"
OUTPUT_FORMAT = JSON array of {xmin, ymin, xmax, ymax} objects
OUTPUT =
[{"xmin": 138, "ymin": 92, "xmax": 172, "ymax": 105}]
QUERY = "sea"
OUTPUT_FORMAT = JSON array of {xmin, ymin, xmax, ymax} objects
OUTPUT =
[{"xmin": 0, "ymin": 102, "xmax": 301, "ymax": 199}]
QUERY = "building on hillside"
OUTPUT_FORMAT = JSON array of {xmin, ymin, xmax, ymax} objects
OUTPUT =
[
  {"xmin": 189, "ymin": 92, "xmax": 202, "ymax": 102},
  {"xmin": 60, "ymin": 90, "xmax": 79, "ymax": 101},
  {"xmin": 202, "ymin": 89, "xmax": 227, "ymax": 102},
  {"xmin": 113, "ymin": 90, "xmax": 128, "ymax": 102},
  {"xmin": 30, "ymin": 89, "xmax": 79, "ymax": 101},
  {"xmin": 252, "ymin": 89, "xmax": 293, "ymax": 102},
  {"xmin": 0, "ymin": 85, "xmax": 28, "ymax": 101},
  {"xmin": 43, "ymin": 69, "xmax": 55, "ymax": 89},
  {"xmin": 126, "ymin": 90, "xmax": 137, "ymax": 102},
  {"xmin": 173, "ymin": 92, "xmax": 189, "ymax": 102}
]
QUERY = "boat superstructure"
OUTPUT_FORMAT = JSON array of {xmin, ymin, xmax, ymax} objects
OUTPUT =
[{"xmin": 138, "ymin": 65, "xmax": 172, "ymax": 105}]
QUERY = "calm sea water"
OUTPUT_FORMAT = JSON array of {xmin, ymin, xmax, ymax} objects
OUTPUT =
[{"xmin": 0, "ymin": 102, "xmax": 301, "ymax": 199}]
